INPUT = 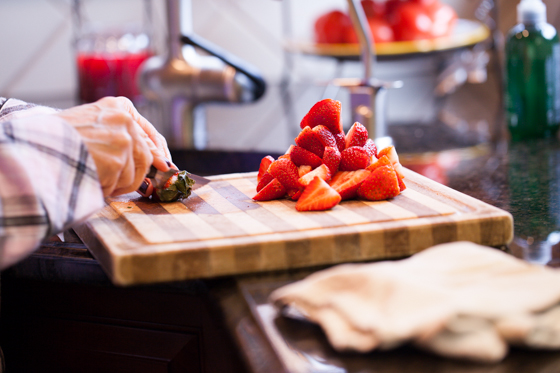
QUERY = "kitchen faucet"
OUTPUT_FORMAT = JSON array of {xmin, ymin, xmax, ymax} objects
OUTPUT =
[
  {"xmin": 341, "ymin": 0, "xmax": 401, "ymax": 148},
  {"xmin": 138, "ymin": 0, "xmax": 266, "ymax": 149}
]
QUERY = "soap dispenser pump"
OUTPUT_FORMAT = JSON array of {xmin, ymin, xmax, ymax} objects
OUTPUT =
[{"xmin": 505, "ymin": 0, "xmax": 560, "ymax": 141}]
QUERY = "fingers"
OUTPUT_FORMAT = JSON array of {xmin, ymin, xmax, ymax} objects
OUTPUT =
[
  {"xmin": 106, "ymin": 97, "xmax": 173, "ymax": 162},
  {"xmin": 137, "ymin": 178, "xmax": 154, "ymax": 198},
  {"xmin": 110, "ymin": 113, "xmax": 153, "ymax": 196},
  {"xmin": 58, "ymin": 97, "xmax": 173, "ymax": 197}
]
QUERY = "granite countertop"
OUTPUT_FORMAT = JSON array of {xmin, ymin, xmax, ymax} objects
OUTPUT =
[{"xmin": 5, "ymin": 136, "xmax": 560, "ymax": 373}]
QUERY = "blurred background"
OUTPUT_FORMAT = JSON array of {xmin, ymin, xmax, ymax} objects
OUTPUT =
[{"xmin": 1, "ymin": 0, "xmax": 560, "ymax": 156}]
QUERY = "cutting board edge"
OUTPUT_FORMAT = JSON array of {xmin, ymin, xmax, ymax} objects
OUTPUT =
[{"xmin": 95, "ymin": 210, "xmax": 514, "ymax": 286}]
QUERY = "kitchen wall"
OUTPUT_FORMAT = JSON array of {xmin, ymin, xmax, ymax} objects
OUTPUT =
[{"xmin": 1, "ymin": 0, "xmax": 560, "ymax": 153}]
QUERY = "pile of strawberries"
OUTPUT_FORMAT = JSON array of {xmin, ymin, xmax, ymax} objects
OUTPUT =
[{"xmin": 253, "ymin": 99, "xmax": 406, "ymax": 212}]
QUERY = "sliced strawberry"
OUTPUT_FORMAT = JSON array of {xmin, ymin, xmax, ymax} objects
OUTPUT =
[
  {"xmin": 377, "ymin": 145, "xmax": 399, "ymax": 165},
  {"xmin": 329, "ymin": 170, "xmax": 371, "ymax": 200},
  {"xmin": 256, "ymin": 172, "xmax": 274, "ymax": 192},
  {"xmin": 322, "ymin": 146, "xmax": 341, "ymax": 176},
  {"xmin": 333, "ymin": 132, "xmax": 346, "ymax": 153},
  {"xmin": 312, "ymin": 125, "xmax": 337, "ymax": 148},
  {"xmin": 393, "ymin": 162, "xmax": 405, "ymax": 179},
  {"xmin": 298, "ymin": 164, "xmax": 331, "ymax": 186},
  {"xmin": 366, "ymin": 155, "xmax": 392, "ymax": 172},
  {"xmin": 357, "ymin": 165, "xmax": 400, "ymax": 201},
  {"xmin": 253, "ymin": 178, "xmax": 286, "ymax": 201},
  {"xmin": 298, "ymin": 165, "xmax": 312, "ymax": 178},
  {"xmin": 363, "ymin": 139, "xmax": 378, "ymax": 159},
  {"xmin": 287, "ymin": 188, "xmax": 303, "ymax": 201},
  {"xmin": 300, "ymin": 99, "xmax": 343, "ymax": 134},
  {"xmin": 295, "ymin": 126, "xmax": 324, "ymax": 158},
  {"xmin": 296, "ymin": 177, "xmax": 342, "ymax": 212},
  {"xmin": 290, "ymin": 145, "xmax": 323, "ymax": 168},
  {"xmin": 268, "ymin": 158, "xmax": 300, "ymax": 190},
  {"xmin": 258, "ymin": 155, "xmax": 275, "ymax": 182},
  {"xmin": 345, "ymin": 122, "xmax": 368, "ymax": 148},
  {"xmin": 340, "ymin": 146, "xmax": 370, "ymax": 171},
  {"xmin": 397, "ymin": 172, "xmax": 406, "ymax": 192},
  {"xmin": 278, "ymin": 154, "xmax": 291, "ymax": 160}
]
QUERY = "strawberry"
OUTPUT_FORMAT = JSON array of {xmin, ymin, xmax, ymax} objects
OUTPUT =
[
  {"xmin": 397, "ymin": 172, "xmax": 406, "ymax": 192},
  {"xmin": 393, "ymin": 162, "xmax": 405, "ymax": 179},
  {"xmin": 377, "ymin": 145, "xmax": 399, "ymax": 164},
  {"xmin": 329, "ymin": 170, "xmax": 371, "ymax": 200},
  {"xmin": 322, "ymin": 146, "xmax": 341, "ymax": 176},
  {"xmin": 258, "ymin": 155, "xmax": 275, "ymax": 182},
  {"xmin": 363, "ymin": 138, "xmax": 378, "ymax": 159},
  {"xmin": 256, "ymin": 172, "xmax": 274, "ymax": 192},
  {"xmin": 290, "ymin": 145, "xmax": 323, "ymax": 168},
  {"xmin": 295, "ymin": 126, "xmax": 324, "ymax": 158},
  {"xmin": 298, "ymin": 164, "xmax": 331, "ymax": 187},
  {"xmin": 345, "ymin": 122, "xmax": 369, "ymax": 148},
  {"xmin": 278, "ymin": 154, "xmax": 291, "ymax": 160},
  {"xmin": 340, "ymin": 146, "xmax": 370, "ymax": 171},
  {"xmin": 300, "ymin": 98, "xmax": 343, "ymax": 134},
  {"xmin": 253, "ymin": 178, "xmax": 286, "ymax": 201},
  {"xmin": 357, "ymin": 165, "xmax": 400, "ymax": 201},
  {"xmin": 296, "ymin": 177, "xmax": 342, "ymax": 212},
  {"xmin": 377, "ymin": 145, "xmax": 404, "ymax": 178},
  {"xmin": 268, "ymin": 158, "xmax": 300, "ymax": 190},
  {"xmin": 366, "ymin": 155, "xmax": 392, "ymax": 172},
  {"xmin": 312, "ymin": 125, "xmax": 337, "ymax": 148},
  {"xmin": 298, "ymin": 165, "xmax": 312, "ymax": 178},
  {"xmin": 333, "ymin": 132, "xmax": 346, "ymax": 153},
  {"xmin": 287, "ymin": 188, "xmax": 303, "ymax": 201}
]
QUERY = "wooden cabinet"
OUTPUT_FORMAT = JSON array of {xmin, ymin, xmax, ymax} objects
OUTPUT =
[{"xmin": 1, "ymin": 264, "xmax": 247, "ymax": 372}]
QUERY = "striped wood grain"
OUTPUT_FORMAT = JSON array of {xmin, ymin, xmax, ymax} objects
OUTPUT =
[{"xmin": 75, "ymin": 169, "xmax": 513, "ymax": 285}]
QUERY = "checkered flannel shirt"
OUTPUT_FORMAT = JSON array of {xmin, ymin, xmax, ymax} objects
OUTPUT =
[{"xmin": 0, "ymin": 97, "xmax": 104, "ymax": 269}]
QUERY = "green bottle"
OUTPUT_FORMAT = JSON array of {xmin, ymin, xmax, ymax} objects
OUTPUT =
[{"xmin": 505, "ymin": 0, "xmax": 560, "ymax": 141}]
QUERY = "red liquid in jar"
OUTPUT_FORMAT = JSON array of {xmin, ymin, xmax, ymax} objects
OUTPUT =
[{"xmin": 76, "ymin": 51, "xmax": 152, "ymax": 103}]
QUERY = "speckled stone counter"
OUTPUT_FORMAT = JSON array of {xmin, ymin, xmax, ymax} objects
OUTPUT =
[{"xmin": 3, "ymin": 142, "xmax": 560, "ymax": 372}]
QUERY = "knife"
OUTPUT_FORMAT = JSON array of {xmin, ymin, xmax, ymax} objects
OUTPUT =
[{"xmin": 145, "ymin": 165, "xmax": 210, "ymax": 190}]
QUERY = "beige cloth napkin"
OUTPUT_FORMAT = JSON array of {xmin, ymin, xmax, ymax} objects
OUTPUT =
[{"xmin": 269, "ymin": 242, "xmax": 560, "ymax": 363}]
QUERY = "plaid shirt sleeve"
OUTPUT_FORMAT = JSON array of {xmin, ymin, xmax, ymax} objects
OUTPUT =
[{"xmin": 0, "ymin": 97, "xmax": 104, "ymax": 269}]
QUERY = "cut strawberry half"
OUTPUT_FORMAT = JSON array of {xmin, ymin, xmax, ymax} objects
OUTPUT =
[
  {"xmin": 256, "ymin": 172, "xmax": 274, "ymax": 192},
  {"xmin": 339, "ymin": 146, "xmax": 370, "ymax": 171},
  {"xmin": 377, "ymin": 145, "xmax": 399, "ymax": 165},
  {"xmin": 363, "ymin": 138, "xmax": 378, "ymax": 159},
  {"xmin": 322, "ymin": 146, "xmax": 341, "ymax": 176},
  {"xmin": 333, "ymin": 132, "xmax": 346, "ymax": 153},
  {"xmin": 329, "ymin": 170, "xmax": 371, "ymax": 200},
  {"xmin": 298, "ymin": 164, "xmax": 331, "ymax": 187},
  {"xmin": 287, "ymin": 188, "xmax": 303, "ymax": 201},
  {"xmin": 357, "ymin": 165, "xmax": 400, "ymax": 201},
  {"xmin": 290, "ymin": 145, "xmax": 323, "ymax": 168},
  {"xmin": 268, "ymin": 158, "xmax": 300, "ymax": 191},
  {"xmin": 366, "ymin": 155, "xmax": 392, "ymax": 172},
  {"xmin": 300, "ymin": 98, "xmax": 343, "ymax": 134},
  {"xmin": 296, "ymin": 176, "xmax": 342, "ymax": 212},
  {"xmin": 298, "ymin": 165, "xmax": 312, "ymax": 178},
  {"xmin": 253, "ymin": 178, "xmax": 286, "ymax": 201},
  {"xmin": 345, "ymin": 122, "xmax": 368, "ymax": 148},
  {"xmin": 258, "ymin": 155, "xmax": 275, "ymax": 183},
  {"xmin": 397, "ymin": 172, "xmax": 406, "ymax": 192},
  {"xmin": 295, "ymin": 126, "xmax": 324, "ymax": 158},
  {"xmin": 312, "ymin": 125, "xmax": 337, "ymax": 148}
]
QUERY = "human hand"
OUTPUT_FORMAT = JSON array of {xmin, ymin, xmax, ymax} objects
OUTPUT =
[{"xmin": 56, "ymin": 97, "xmax": 173, "ymax": 197}]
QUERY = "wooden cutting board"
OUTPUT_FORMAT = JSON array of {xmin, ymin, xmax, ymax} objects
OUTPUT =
[{"xmin": 75, "ymin": 169, "xmax": 513, "ymax": 286}]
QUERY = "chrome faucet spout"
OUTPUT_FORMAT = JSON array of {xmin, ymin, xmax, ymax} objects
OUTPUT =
[{"xmin": 138, "ymin": 0, "xmax": 266, "ymax": 149}]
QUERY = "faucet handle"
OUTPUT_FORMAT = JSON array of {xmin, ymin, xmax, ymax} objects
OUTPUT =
[{"xmin": 181, "ymin": 34, "xmax": 266, "ymax": 101}]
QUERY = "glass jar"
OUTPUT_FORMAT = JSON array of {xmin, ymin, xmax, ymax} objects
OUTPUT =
[{"xmin": 72, "ymin": 0, "xmax": 154, "ymax": 104}]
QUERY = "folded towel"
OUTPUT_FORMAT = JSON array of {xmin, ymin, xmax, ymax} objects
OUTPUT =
[{"xmin": 269, "ymin": 242, "xmax": 560, "ymax": 362}]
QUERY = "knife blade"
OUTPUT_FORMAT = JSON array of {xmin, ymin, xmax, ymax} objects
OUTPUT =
[{"xmin": 145, "ymin": 165, "xmax": 210, "ymax": 190}]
